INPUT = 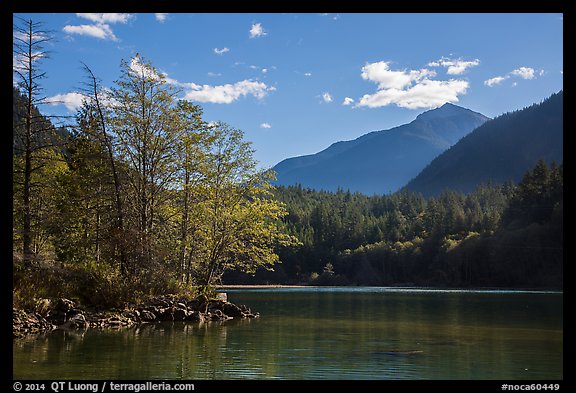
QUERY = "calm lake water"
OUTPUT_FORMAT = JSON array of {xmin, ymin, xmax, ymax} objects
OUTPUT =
[{"xmin": 13, "ymin": 287, "xmax": 563, "ymax": 380}]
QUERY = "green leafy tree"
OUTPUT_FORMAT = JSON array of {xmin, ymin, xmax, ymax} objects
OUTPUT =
[
  {"xmin": 110, "ymin": 54, "xmax": 181, "ymax": 272},
  {"xmin": 191, "ymin": 123, "xmax": 297, "ymax": 293}
]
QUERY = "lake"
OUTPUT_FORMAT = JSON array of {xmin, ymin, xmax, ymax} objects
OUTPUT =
[{"xmin": 12, "ymin": 287, "xmax": 563, "ymax": 380}]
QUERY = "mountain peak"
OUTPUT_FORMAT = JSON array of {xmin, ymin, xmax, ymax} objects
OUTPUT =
[
  {"xmin": 416, "ymin": 102, "xmax": 488, "ymax": 122},
  {"xmin": 273, "ymin": 102, "xmax": 489, "ymax": 195}
]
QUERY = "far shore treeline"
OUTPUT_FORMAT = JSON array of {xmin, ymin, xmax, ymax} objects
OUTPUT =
[{"xmin": 13, "ymin": 18, "xmax": 562, "ymax": 313}]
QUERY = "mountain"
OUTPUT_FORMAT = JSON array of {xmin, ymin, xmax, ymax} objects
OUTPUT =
[
  {"xmin": 404, "ymin": 91, "xmax": 563, "ymax": 197},
  {"xmin": 273, "ymin": 103, "xmax": 489, "ymax": 195}
]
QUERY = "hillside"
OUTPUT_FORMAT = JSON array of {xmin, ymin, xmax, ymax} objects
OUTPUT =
[
  {"xmin": 273, "ymin": 103, "xmax": 489, "ymax": 195},
  {"xmin": 404, "ymin": 91, "xmax": 563, "ymax": 197}
]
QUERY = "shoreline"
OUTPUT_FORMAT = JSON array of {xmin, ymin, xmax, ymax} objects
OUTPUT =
[
  {"xmin": 218, "ymin": 284, "xmax": 563, "ymax": 292},
  {"xmin": 13, "ymin": 294, "xmax": 259, "ymax": 340}
]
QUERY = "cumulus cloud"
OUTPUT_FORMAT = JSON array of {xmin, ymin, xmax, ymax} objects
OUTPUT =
[
  {"xmin": 484, "ymin": 76, "xmax": 508, "ymax": 87},
  {"xmin": 213, "ymin": 47, "xmax": 230, "ymax": 55},
  {"xmin": 511, "ymin": 67, "xmax": 536, "ymax": 79},
  {"xmin": 342, "ymin": 97, "xmax": 355, "ymax": 106},
  {"xmin": 428, "ymin": 57, "xmax": 480, "ymax": 75},
  {"xmin": 155, "ymin": 13, "xmax": 168, "ymax": 23},
  {"xmin": 63, "ymin": 24, "xmax": 117, "ymax": 41},
  {"xmin": 182, "ymin": 80, "xmax": 274, "ymax": 104},
  {"xmin": 356, "ymin": 61, "xmax": 468, "ymax": 109},
  {"xmin": 322, "ymin": 92, "xmax": 333, "ymax": 103},
  {"xmin": 260, "ymin": 123, "xmax": 272, "ymax": 129},
  {"xmin": 249, "ymin": 23, "xmax": 267, "ymax": 38},
  {"xmin": 358, "ymin": 79, "xmax": 469, "ymax": 110},
  {"xmin": 64, "ymin": 13, "xmax": 133, "ymax": 41},
  {"xmin": 47, "ymin": 92, "xmax": 86, "ymax": 112},
  {"xmin": 361, "ymin": 61, "xmax": 437, "ymax": 90}
]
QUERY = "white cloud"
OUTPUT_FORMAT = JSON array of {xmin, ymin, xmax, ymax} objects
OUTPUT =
[
  {"xmin": 304, "ymin": 72, "xmax": 312, "ymax": 77},
  {"xmin": 47, "ymin": 92, "xmax": 86, "ymax": 112},
  {"xmin": 64, "ymin": 13, "xmax": 133, "ymax": 41},
  {"xmin": 342, "ymin": 97, "xmax": 355, "ymax": 106},
  {"xmin": 213, "ymin": 47, "xmax": 230, "ymax": 55},
  {"xmin": 63, "ymin": 24, "xmax": 117, "ymax": 41},
  {"xmin": 322, "ymin": 92, "xmax": 333, "ymax": 103},
  {"xmin": 511, "ymin": 67, "xmax": 535, "ymax": 79},
  {"xmin": 356, "ymin": 60, "xmax": 471, "ymax": 109},
  {"xmin": 484, "ymin": 76, "xmax": 508, "ymax": 87},
  {"xmin": 76, "ymin": 13, "xmax": 134, "ymax": 24},
  {"xmin": 130, "ymin": 56, "xmax": 162, "ymax": 81},
  {"xmin": 262, "ymin": 68, "xmax": 268, "ymax": 73},
  {"xmin": 155, "ymin": 13, "xmax": 168, "ymax": 23},
  {"xmin": 13, "ymin": 51, "xmax": 45, "ymax": 72},
  {"xmin": 207, "ymin": 72, "xmax": 221, "ymax": 77},
  {"xmin": 358, "ymin": 78, "xmax": 469, "ymax": 110},
  {"xmin": 141, "ymin": 61, "xmax": 274, "ymax": 104},
  {"xmin": 484, "ymin": 66, "xmax": 542, "ymax": 88},
  {"xmin": 428, "ymin": 57, "xmax": 480, "ymax": 75},
  {"xmin": 249, "ymin": 23, "xmax": 267, "ymax": 38},
  {"xmin": 361, "ymin": 61, "xmax": 436, "ymax": 90},
  {"xmin": 182, "ymin": 80, "xmax": 274, "ymax": 104},
  {"xmin": 260, "ymin": 123, "xmax": 272, "ymax": 129}
]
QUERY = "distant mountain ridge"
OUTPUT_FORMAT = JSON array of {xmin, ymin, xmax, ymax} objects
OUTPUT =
[
  {"xmin": 273, "ymin": 103, "xmax": 489, "ymax": 195},
  {"xmin": 404, "ymin": 91, "xmax": 563, "ymax": 197}
]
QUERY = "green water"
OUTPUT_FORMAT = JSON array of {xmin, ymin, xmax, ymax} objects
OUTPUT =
[{"xmin": 13, "ymin": 288, "xmax": 563, "ymax": 380}]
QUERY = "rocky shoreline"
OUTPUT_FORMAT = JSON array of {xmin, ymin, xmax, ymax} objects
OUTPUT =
[{"xmin": 13, "ymin": 293, "xmax": 259, "ymax": 339}]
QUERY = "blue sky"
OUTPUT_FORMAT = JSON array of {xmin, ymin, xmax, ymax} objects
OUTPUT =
[{"xmin": 13, "ymin": 13, "xmax": 563, "ymax": 168}]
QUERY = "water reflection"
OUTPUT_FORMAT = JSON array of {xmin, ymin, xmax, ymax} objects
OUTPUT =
[{"xmin": 13, "ymin": 290, "xmax": 562, "ymax": 380}]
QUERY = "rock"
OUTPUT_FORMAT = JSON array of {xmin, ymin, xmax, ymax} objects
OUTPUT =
[
  {"xmin": 222, "ymin": 302, "xmax": 243, "ymax": 318},
  {"xmin": 173, "ymin": 308, "xmax": 188, "ymax": 321},
  {"xmin": 186, "ymin": 299, "xmax": 202, "ymax": 311},
  {"xmin": 209, "ymin": 309, "xmax": 224, "ymax": 321},
  {"xmin": 215, "ymin": 292, "xmax": 228, "ymax": 302},
  {"xmin": 122, "ymin": 309, "xmax": 139, "ymax": 320},
  {"xmin": 60, "ymin": 313, "xmax": 88, "ymax": 330},
  {"xmin": 45, "ymin": 298, "xmax": 78, "ymax": 325},
  {"xmin": 186, "ymin": 310, "xmax": 204, "ymax": 322},
  {"xmin": 14, "ymin": 294, "xmax": 258, "ymax": 339},
  {"xmin": 150, "ymin": 298, "xmax": 169, "ymax": 308},
  {"xmin": 157, "ymin": 308, "xmax": 174, "ymax": 322},
  {"xmin": 55, "ymin": 298, "xmax": 76, "ymax": 313},
  {"xmin": 208, "ymin": 300, "xmax": 226, "ymax": 312},
  {"xmin": 13, "ymin": 308, "xmax": 55, "ymax": 338},
  {"xmin": 139, "ymin": 310, "xmax": 156, "ymax": 322}
]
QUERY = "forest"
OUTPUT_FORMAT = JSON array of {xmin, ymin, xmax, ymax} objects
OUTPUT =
[
  {"xmin": 13, "ymin": 19, "xmax": 563, "ymax": 315},
  {"xmin": 226, "ymin": 159, "xmax": 563, "ymax": 289},
  {"xmin": 12, "ymin": 18, "xmax": 296, "ymax": 310}
]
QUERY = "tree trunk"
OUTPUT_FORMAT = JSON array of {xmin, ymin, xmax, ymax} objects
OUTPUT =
[{"xmin": 22, "ymin": 21, "xmax": 34, "ymax": 265}]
